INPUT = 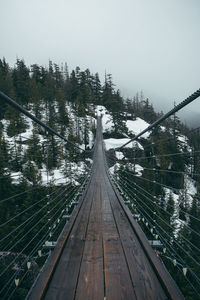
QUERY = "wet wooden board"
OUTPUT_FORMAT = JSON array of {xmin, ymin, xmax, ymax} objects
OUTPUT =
[
  {"xmin": 101, "ymin": 182, "xmax": 137, "ymax": 300},
  {"xmin": 75, "ymin": 184, "xmax": 104, "ymax": 300}
]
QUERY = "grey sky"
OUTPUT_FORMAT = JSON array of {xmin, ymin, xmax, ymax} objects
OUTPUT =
[{"xmin": 1, "ymin": 0, "xmax": 200, "ymax": 125}]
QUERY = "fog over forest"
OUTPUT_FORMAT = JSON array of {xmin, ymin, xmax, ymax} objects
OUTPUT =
[{"xmin": 1, "ymin": 0, "xmax": 200, "ymax": 126}]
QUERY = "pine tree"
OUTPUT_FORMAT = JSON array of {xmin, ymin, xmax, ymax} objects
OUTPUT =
[
  {"xmin": 23, "ymin": 160, "xmax": 41, "ymax": 185},
  {"xmin": 25, "ymin": 127, "xmax": 44, "ymax": 169},
  {"xmin": 57, "ymin": 97, "xmax": 69, "ymax": 135},
  {"xmin": 166, "ymin": 191, "xmax": 176, "ymax": 241},
  {"xmin": 0, "ymin": 58, "xmax": 15, "ymax": 97},
  {"xmin": 178, "ymin": 175, "xmax": 190, "ymax": 221},
  {"xmin": 5, "ymin": 105, "xmax": 28, "ymax": 137},
  {"xmin": 12, "ymin": 59, "xmax": 30, "ymax": 105},
  {"xmin": 110, "ymin": 91, "xmax": 127, "ymax": 137},
  {"xmin": 69, "ymin": 70, "xmax": 79, "ymax": 102},
  {"xmin": 102, "ymin": 73, "xmax": 114, "ymax": 110}
]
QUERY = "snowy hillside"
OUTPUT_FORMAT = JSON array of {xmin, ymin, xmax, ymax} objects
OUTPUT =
[
  {"xmin": 95, "ymin": 105, "xmax": 149, "ymax": 177},
  {"xmin": 96, "ymin": 105, "xmax": 150, "ymax": 138},
  {"xmin": 1, "ymin": 101, "xmax": 95, "ymax": 186},
  {"xmin": 96, "ymin": 105, "xmax": 148, "ymax": 149}
]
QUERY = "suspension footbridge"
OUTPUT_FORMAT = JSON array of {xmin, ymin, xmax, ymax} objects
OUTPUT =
[
  {"xmin": 27, "ymin": 118, "xmax": 183, "ymax": 300},
  {"xmin": 0, "ymin": 90, "xmax": 200, "ymax": 299}
]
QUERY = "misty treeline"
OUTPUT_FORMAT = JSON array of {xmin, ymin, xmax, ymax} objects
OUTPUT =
[{"xmin": 0, "ymin": 57, "xmax": 200, "ymax": 299}]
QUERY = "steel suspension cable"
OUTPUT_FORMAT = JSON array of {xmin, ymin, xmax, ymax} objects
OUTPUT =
[
  {"xmin": 119, "ymin": 177, "xmax": 200, "ymax": 254},
  {"xmin": 0, "ymin": 183, "xmax": 75, "ymax": 246},
  {"xmin": 0, "ymin": 186, "xmax": 74, "ymax": 279},
  {"xmin": 111, "ymin": 165, "xmax": 200, "ymax": 223}
]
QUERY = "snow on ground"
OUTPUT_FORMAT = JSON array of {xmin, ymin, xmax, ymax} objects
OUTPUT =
[
  {"xmin": 96, "ymin": 105, "xmax": 149, "ymax": 152},
  {"xmin": 88, "ymin": 130, "xmax": 94, "ymax": 148},
  {"xmin": 1, "ymin": 102, "xmax": 95, "ymax": 187},
  {"xmin": 177, "ymin": 135, "xmax": 192, "ymax": 152},
  {"xmin": 85, "ymin": 158, "xmax": 93, "ymax": 164},
  {"xmin": 109, "ymin": 163, "xmax": 121, "ymax": 175},
  {"xmin": 40, "ymin": 161, "xmax": 88, "ymax": 186},
  {"xmin": 163, "ymin": 175, "xmax": 196, "ymax": 207},
  {"xmin": 163, "ymin": 188, "xmax": 179, "ymax": 205},
  {"xmin": 96, "ymin": 105, "xmax": 151, "ymax": 140},
  {"xmin": 96, "ymin": 105, "xmax": 114, "ymax": 133},
  {"xmin": 115, "ymin": 151, "xmax": 124, "ymax": 160},
  {"xmin": 109, "ymin": 162, "xmax": 143, "ymax": 177},
  {"xmin": 41, "ymin": 168, "xmax": 73, "ymax": 186},
  {"xmin": 21, "ymin": 118, "xmax": 34, "ymax": 140},
  {"xmin": 126, "ymin": 118, "xmax": 150, "ymax": 138},
  {"xmin": 163, "ymin": 187, "xmax": 182, "ymax": 237},
  {"xmin": 134, "ymin": 164, "xmax": 144, "ymax": 176},
  {"xmin": 79, "ymin": 130, "xmax": 94, "ymax": 150},
  {"xmin": 104, "ymin": 138, "xmax": 143, "ymax": 151},
  {"xmin": 96, "ymin": 105, "xmax": 107, "ymax": 117},
  {"xmin": 160, "ymin": 126, "xmax": 166, "ymax": 132},
  {"xmin": 10, "ymin": 172, "xmax": 23, "ymax": 184},
  {"xmin": 163, "ymin": 175, "xmax": 197, "ymax": 237},
  {"xmin": 184, "ymin": 174, "xmax": 197, "ymax": 202},
  {"xmin": 1, "ymin": 119, "xmax": 29, "ymax": 153},
  {"xmin": 123, "ymin": 162, "xmax": 143, "ymax": 176}
]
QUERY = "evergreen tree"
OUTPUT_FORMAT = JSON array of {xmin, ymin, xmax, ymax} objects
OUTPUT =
[
  {"xmin": 57, "ymin": 97, "xmax": 69, "ymax": 135},
  {"xmin": 25, "ymin": 127, "xmax": 44, "ymax": 169},
  {"xmin": 5, "ymin": 106, "xmax": 28, "ymax": 137},
  {"xmin": 93, "ymin": 73, "xmax": 102, "ymax": 105},
  {"xmin": 0, "ymin": 58, "xmax": 15, "ymax": 97},
  {"xmin": 166, "ymin": 191, "xmax": 176, "ymax": 241},
  {"xmin": 69, "ymin": 70, "xmax": 79, "ymax": 102},
  {"xmin": 102, "ymin": 73, "xmax": 114, "ymax": 110},
  {"xmin": 12, "ymin": 59, "xmax": 30, "ymax": 105}
]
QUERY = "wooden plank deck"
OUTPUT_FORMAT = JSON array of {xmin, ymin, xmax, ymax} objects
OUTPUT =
[{"xmin": 29, "ymin": 118, "xmax": 184, "ymax": 300}]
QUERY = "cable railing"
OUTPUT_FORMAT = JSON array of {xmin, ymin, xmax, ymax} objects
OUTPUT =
[
  {"xmin": 103, "ymin": 89, "xmax": 200, "ymax": 298},
  {"xmin": 0, "ymin": 92, "xmax": 95, "ymax": 299}
]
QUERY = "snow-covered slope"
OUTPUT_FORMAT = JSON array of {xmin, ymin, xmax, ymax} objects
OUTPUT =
[
  {"xmin": 96, "ymin": 105, "xmax": 114, "ymax": 133},
  {"xmin": 126, "ymin": 119, "xmax": 150, "ymax": 138},
  {"xmin": 96, "ymin": 105, "xmax": 150, "ymax": 138},
  {"xmin": 104, "ymin": 138, "xmax": 144, "ymax": 151},
  {"xmin": 96, "ymin": 105, "xmax": 149, "ymax": 151},
  {"xmin": 2, "ymin": 101, "xmax": 95, "ymax": 186}
]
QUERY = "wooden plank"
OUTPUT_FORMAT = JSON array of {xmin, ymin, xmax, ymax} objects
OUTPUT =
[
  {"xmin": 101, "ymin": 180, "xmax": 137, "ymax": 300},
  {"xmin": 75, "ymin": 184, "xmax": 104, "ymax": 300}
]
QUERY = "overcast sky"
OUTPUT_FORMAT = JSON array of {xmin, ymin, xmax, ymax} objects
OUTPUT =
[{"xmin": 1, "ymin": 0, "xmax": 200, "ymax": 125}]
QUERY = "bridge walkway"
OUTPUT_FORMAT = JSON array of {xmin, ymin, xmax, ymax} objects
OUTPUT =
[{"xmin": 29, "ymin": 118, "xmax": 183, "ymax": 300}]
